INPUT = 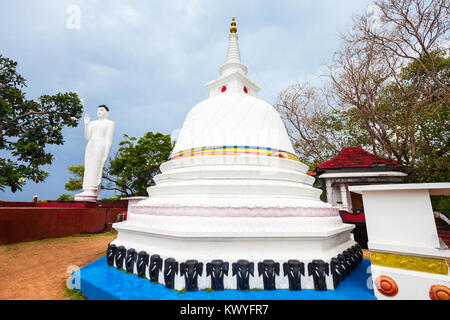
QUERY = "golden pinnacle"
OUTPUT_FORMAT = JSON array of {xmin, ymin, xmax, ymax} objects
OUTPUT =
[{"xmin": 230, "ymin": 17, "xmax": 237, "ymax": 34}]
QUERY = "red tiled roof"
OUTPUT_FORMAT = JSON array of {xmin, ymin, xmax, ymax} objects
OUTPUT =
[{"xmin": 317, "ymin": 147, "xmax": 401, "ymax": 170}]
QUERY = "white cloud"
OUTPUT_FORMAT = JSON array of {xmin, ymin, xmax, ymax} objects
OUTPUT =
[{"xmin": 0, "ymin": 0, "xmax": 370, "ymax": 200}]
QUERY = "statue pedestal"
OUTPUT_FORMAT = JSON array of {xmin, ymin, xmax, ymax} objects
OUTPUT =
[{"xmin": 74, "ymin": 194, "xmax": 97, "ymax": 203}]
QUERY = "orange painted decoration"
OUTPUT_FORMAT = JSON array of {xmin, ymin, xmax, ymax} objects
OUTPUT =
[
  {"xmin": 429, "ymin": 285, "xmax": 450, "ymax": 300},
  {"xmin": 375, "ymin": 275, "xmax": 399, "ymax": 297}
]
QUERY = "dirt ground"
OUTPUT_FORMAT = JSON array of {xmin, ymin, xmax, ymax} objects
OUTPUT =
[
  {"xmin": 0, "ymin": 233, "xmax": 372, "ymax": 300},
  {"xmin": 0, "ymin": 232, "xmax": 117, "ymax": 300}
]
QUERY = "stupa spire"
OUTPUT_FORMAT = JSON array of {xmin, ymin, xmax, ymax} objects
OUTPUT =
[
  {"xmin": 224, "ymin": 17, "xmax": 243, "ymax": 67},
  {"xmin": 205, "ymin": 17, "xmax": 260, "ymax": 97},
  {"xmin": 230, "ymin": 16, "xmax": 237, "ymax": 34}
]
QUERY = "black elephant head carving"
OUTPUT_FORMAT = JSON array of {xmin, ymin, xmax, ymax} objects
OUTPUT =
[
  {"xmin": 150, "ymin": 255, "xmax": 163, "ymax": 283},
  {"xmin": 106, "ymin": 244, "xmax": 117, "ymax": 267},
  {"xmin": 115, "ymin": 246, "xmax": 126, "ymax": 269},
  {"xmin": 283, "ymin": 260, "xmax": 305, "ymax": 291},
  {"xmin": 137, "ymin": 251, "xmax": 149, "ymax": 278},
  {"xmin": 344, "ymin": 249, "xmax": 357, "ymax": 270},
  {"xmin": 258, "ymin": 260, "xmax": 280, "ymax": 291},
  {"xmin": 232, "ymin": 260, "xmax": 254, "ymax": 291},
  {"xmin": 206, "ymin": 260, "xmax": 229, "ymax": 291},
  {"xmin": 352, "ymin": 244, "xmax": 363, "ymax": 265},
  {"xmin": 350, "ymin": 247, "xmax": 360, "ymax": 268},
  {"xmin": 330, "ymin": 257, "xmax": 344, "ymax": 289},
  {"xmin": 337, "ymin": 253, "xmax": 350, "ymax": 277},
  {"xmin": 164, "ymin": 258, "xmax": 178, "ymax": 289},
  {"xmin": 308, "ymin": 260, "xmax": 329, "ymax": 291},
  {"xmin": 125, "ymin": 248, "xmax": 137, "ymax": 274},
  {"xmin": 180, "ymin": 260, "xmax": 204, "ymax": 292}
]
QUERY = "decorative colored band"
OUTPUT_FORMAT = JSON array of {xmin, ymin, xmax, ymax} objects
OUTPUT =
[
  {"xmin": 168, "ymin": 146, "xmax": 300, "ymax": 162},
  {"xmin": 370, "ymin": 251, "xmax": 448, "ymax": 275}
]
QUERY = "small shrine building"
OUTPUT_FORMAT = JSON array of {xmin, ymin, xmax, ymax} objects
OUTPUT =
[{"xmin": 316, "ymin": 147, "xmax": 407, "ymax": 213}]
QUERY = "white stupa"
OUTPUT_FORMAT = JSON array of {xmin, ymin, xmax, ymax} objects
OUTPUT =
[{"xmin": 110, "ymin": 18, "xmax": 360, "ymax": 291}]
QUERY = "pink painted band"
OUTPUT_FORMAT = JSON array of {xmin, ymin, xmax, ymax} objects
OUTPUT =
[{"xmin": 131, "ymin": 205, "xmax": 339, "ymax": 218}]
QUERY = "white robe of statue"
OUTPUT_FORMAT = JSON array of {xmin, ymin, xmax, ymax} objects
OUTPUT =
[{"xmin": 75, "ymin": 106, "xmax": 115, "ymax": 202}]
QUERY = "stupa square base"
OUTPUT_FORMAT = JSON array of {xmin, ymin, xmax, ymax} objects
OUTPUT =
[
  {"xmin": 74, "ymin": 256, "xmax": 376, "ymax": 300},
  {"xmin": 109, "ymin": 222, "xmax": 358, "ymax": 291},
  {"xmin": 112, "ymin": 222, "xmax": 355, "ymax": 260}
]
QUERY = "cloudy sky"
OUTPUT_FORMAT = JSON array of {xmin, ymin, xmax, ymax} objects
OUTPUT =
[{"xmin": 1, "ymin": 0, "xmax": 371, "ymax": 201}]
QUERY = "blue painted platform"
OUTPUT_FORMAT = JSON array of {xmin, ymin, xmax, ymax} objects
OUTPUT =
[{"xmin": 73, "ymin": 257, "xmax": 376, "ymax": 300}]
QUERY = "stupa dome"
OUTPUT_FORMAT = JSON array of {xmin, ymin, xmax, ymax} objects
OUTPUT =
[{"xmin": 173, "ymin": 93, "xmax": 295, "ymax": 155}]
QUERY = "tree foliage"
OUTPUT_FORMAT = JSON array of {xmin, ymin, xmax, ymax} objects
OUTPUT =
[
  {"xmin": 103, "ymin": 132, "xmax": 173, "ymax": 197},
  {"xmin": 0, "ymin": 55, "xmax": 83, "ymax": 192},
  {"xmin": 57, "ymin": 194, "xmax": 74, "ymax": 201},
  {"xmin": 64, "ymin": 165, "xmax": 84, "ymax": 192},
  {"xmin": 275, "ymin": 83, "xmax": 369, "ymax": 169},
  {"xmin": 276, "ymin": 0, "xmax": 449, "ymax": 183}
]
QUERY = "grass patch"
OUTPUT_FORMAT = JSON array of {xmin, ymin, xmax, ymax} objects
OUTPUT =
[
  {"xmin": 176, "ymin": 288, "xmax": 187, "ymax": 294},
  {"xmin": 63, "ymin": 286, "xmax": 87, "ymax": 300},
  {"xmin": 68, "ymin": 230, "xmax": 118, "ymax": 239},
  {"xmin": 0, "ymin": 231, "xmax": 118, "ymax": 250}
]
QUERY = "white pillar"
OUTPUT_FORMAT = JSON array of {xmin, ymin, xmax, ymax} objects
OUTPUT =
[
  {"xmin": 347, "ymin": 188, "xmax": 353, "ymax": 212},
  {"xmin": 340, "ymin": 184, "xmax": 349, "ymax": 211},
  {"xmin": 325, "ymin": 179, "xmax": 333, "ymax": 205}
]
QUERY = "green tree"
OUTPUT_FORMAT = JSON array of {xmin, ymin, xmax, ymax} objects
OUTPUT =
[
  {"xmin": 0, "ymin": 55, "xmax": 83, "ymax": 192},
  {"xmin": 64, "ymin": 165, "xmax": 84, "ymax": 192},
  {"xmin": 57, "ymin": 194, "xmax": 74, "ymax": 201},
  {"xmin": 103, "ymin": 132, "xmax": 173, "ymax": 197},
  {"xmin": 327, "ymin": 43, "xmax": 449, "ymax": 183},
  {"xmin": 275, "ymin": 82, "xmax": 369, "ymax": 169},
  {"xmin": 372, "ymin": 51, "xmax": 449, "ymax": 182}
]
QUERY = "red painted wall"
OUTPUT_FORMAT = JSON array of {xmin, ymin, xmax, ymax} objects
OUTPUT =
[
  {"xmin": 0, "ymin": 202, "xmax": 36, "ymax": 207},
  {"xmin": 0, "ymin": 207, "xmax": 127, "ymax": 245},
  {"xmin": 0, "ymin": 201, "xmax": 128, "ymax": 209},
  {"xmin": 99, "ymin": 201, "xmax": 128, "ymax": 208},
  {"xmin": 38, "ymin": 202, "xmax": 98, "ymax": 208}
]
